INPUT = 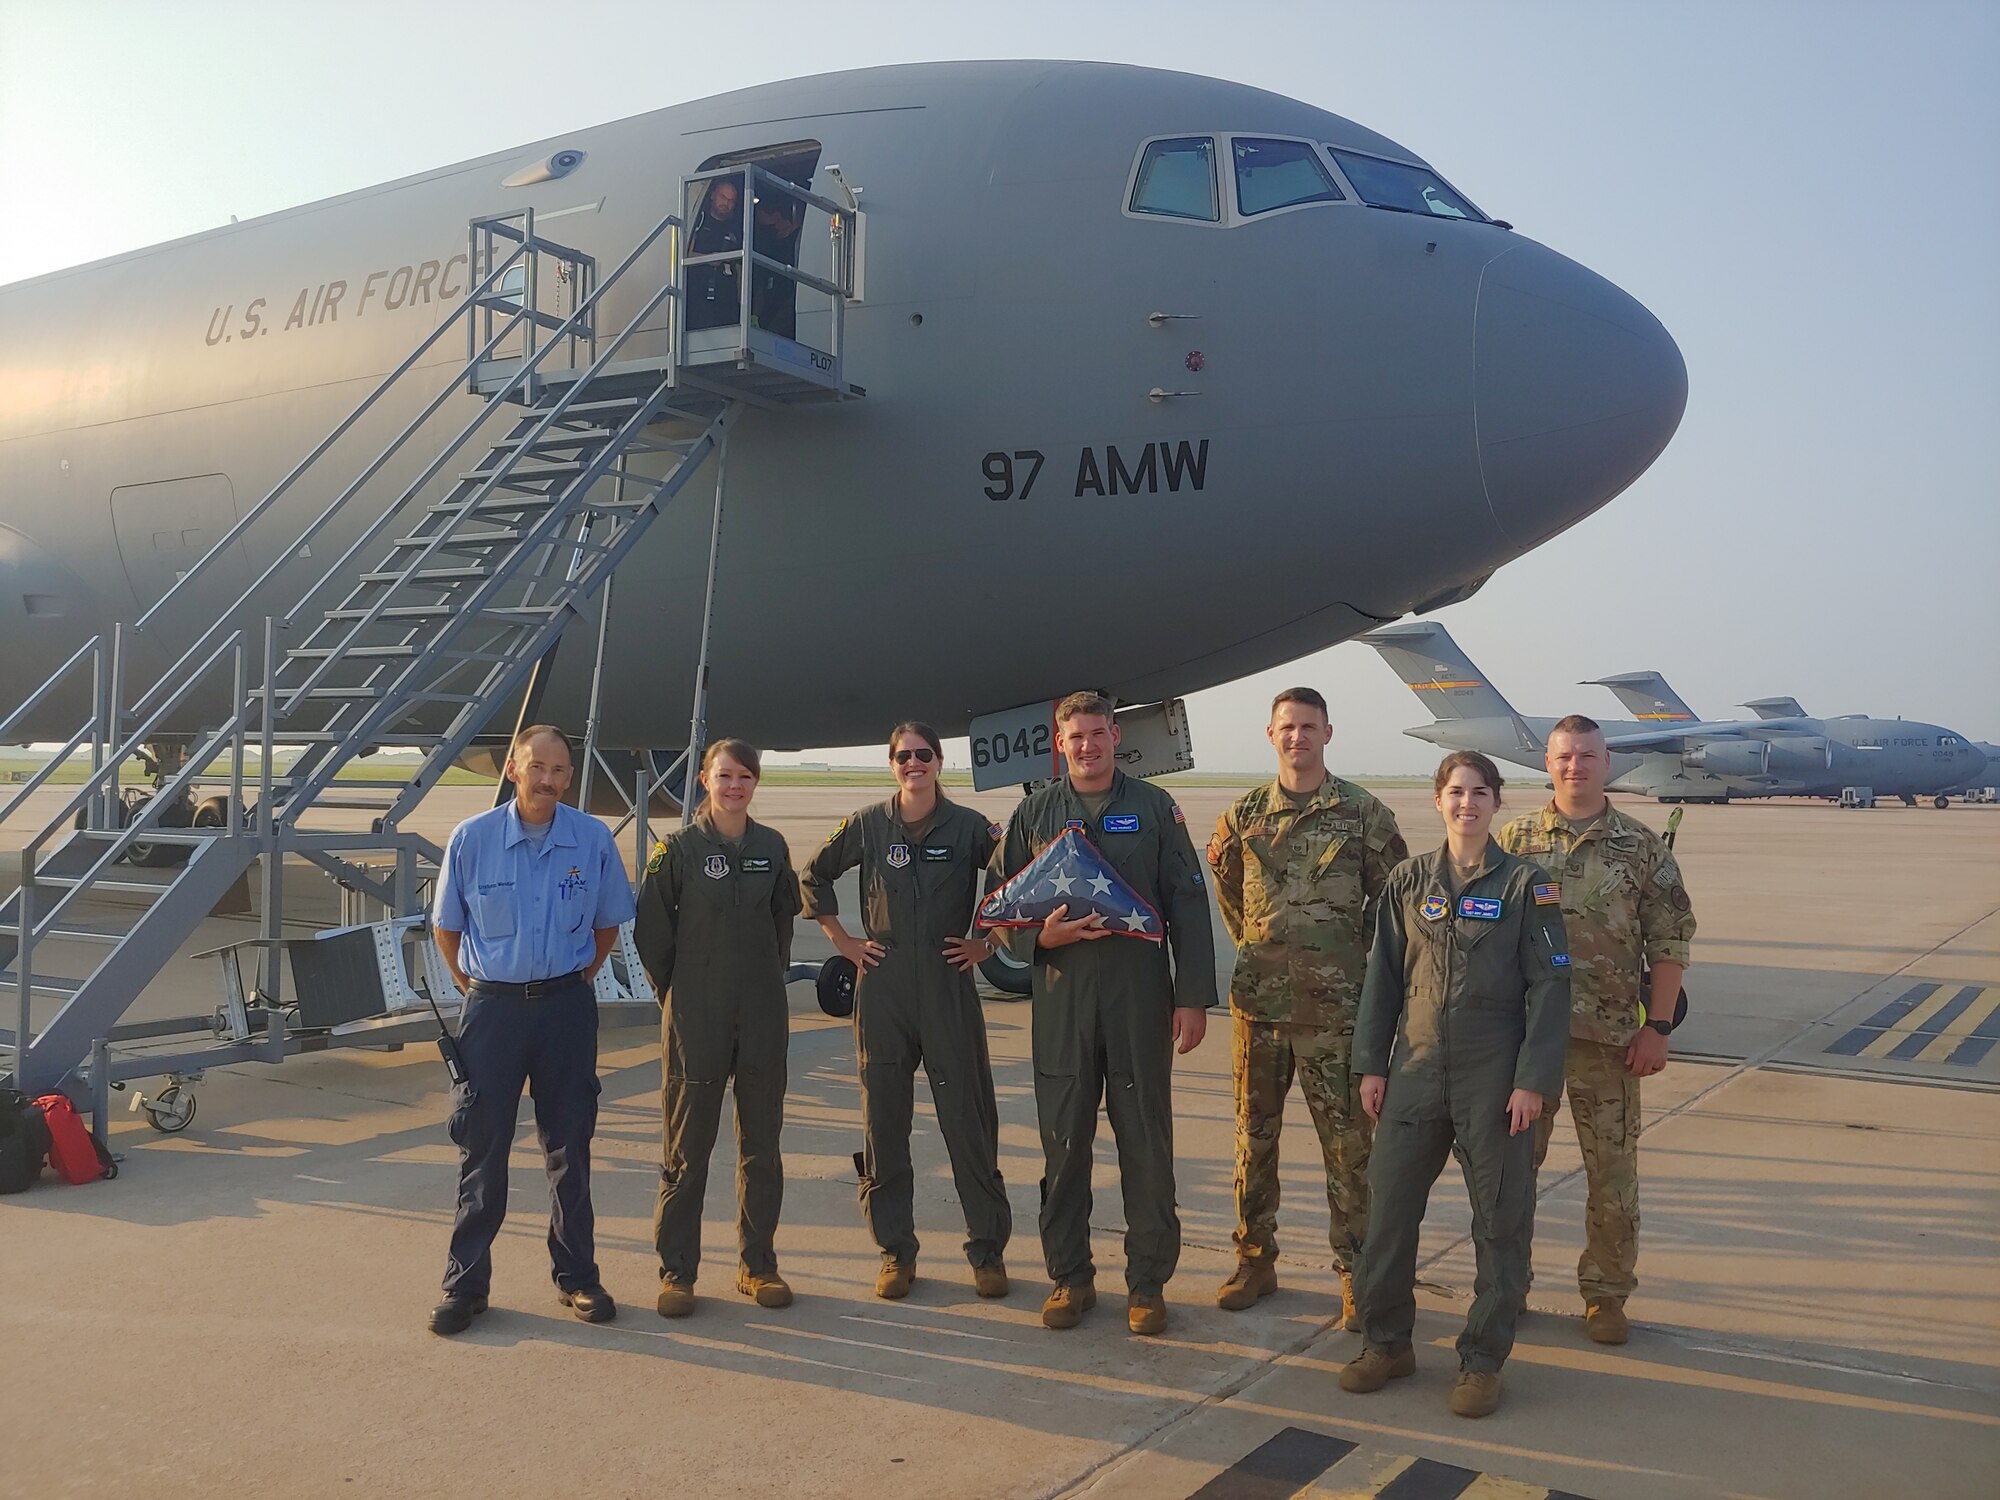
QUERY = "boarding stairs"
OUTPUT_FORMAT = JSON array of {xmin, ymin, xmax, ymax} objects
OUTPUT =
[{"xmin": 1, "ymin": 169, "xmax": 861, "ymax": 1111}]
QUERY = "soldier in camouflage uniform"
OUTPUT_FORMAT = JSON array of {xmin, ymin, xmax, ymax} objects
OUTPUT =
[
  {"xmin": 1207, "ymin": 688, "xmax": 1408, "ymax": 1327},
  {"xmin": 1497, "ymin": 715, "xmax": 1695, "ymax": 1345}
]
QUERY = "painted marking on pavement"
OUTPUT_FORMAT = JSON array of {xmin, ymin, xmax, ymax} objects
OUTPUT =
[
  {"xmin": 1824, "ymin": 983, "xmax": 2000, "ymax": 1066},
  {"xmin": 1180, "ymin": 1427, "xmax": 1594, "ymax": 1500}
]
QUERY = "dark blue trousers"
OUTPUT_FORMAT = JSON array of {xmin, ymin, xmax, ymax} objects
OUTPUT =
[{"xmin": 442, "ymin": 978, "xmax": 600, "ymax": 1298}]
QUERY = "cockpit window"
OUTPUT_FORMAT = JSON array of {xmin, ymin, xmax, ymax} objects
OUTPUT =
[
  {"xmin": 1328, "ymin": 149, "xmax": 1485, "ymax": 221},
  {"xmin": 1130, "ymin": 137, "xmax": 1220, "ymax": 222},
  {"xmin": 1233, "ymin": 138, "xmax": 1343, "ymax": 216}
]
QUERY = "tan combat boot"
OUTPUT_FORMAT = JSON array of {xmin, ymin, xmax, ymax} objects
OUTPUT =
[
  {"xmin": 656, "ymin": 1278, "xmax": 695, "ymax": 1319},
  {"xmin": 736, "ymin": 1269, "xmax": 794, "ymax": 1308},
  {"xmin": 1338, "ymin": 1345, "xmax": 1416, "ymax": 1393},
  {"xmin": 1041, "ymin": 1280, "xmax": 1097, "ymax": 1330},
  {"xmin": 874, "ymin": 1257, "xmax": 915, "ymax": 1300},
  {"xmin": 1215, "ymin": 1260, "xmax": 1277, "ymax": 1311},
  {"xmin": 1584, "ymin": 1298, "xmax": 1629, "ymax": 1345},
  {"xmin": 1127, "ymin": 1292, "xmax": 1168, "ymax": 1336},
  {"xmin": 1449, "ymin": 1369, "xmax": 1502, "ymax": 1418},
  {"xmin": 972, "ymin": 1262, "xmax": 1010, "ymax": 1299},
  {"xmin": 1338, "ymin": 1269, "xmax": 1361, "ymax": 1332}
]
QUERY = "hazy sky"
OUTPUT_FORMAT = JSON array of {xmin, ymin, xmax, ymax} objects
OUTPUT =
[{"xmin": 3, "ymin": 1, "xmax": 1994, "ymax": 772}]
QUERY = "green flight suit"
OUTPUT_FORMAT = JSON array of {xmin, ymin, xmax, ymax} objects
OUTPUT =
[
  {"xmin": 1208, "ymin": 776, "xmax": 1407, "ymax": 1273},
  {"xmin": 1352, "ymin": 841, "xmax": 1570, "ymax": 1373},
  {"xmin": 634, "ymin": 812, "xmax": 801, "ymax": 1285},
  {"xmin": 990, "ymin": 771, "xmax": 1216, "ymax": 1296},
  {"xmin": 1498, "ymin": 802, "xmax": 1697, "ymax": 1303},
  {"xmin": 800, "ymin": 795, "xmax": 1011, "ymax": 1270}
]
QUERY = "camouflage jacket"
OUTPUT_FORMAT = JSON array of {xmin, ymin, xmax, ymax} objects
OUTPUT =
[
  {"xmin": 1496, "ymin": 802, "xmax": 1696, "ymax": 1046},
  {"xmin": 1207, "ymin": 776, "xmax": 1408, "ymax": 1030}
]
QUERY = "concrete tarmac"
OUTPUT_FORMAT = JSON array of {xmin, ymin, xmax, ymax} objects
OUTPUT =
[{"xmin": 2, "ymin": 784, "xmax": 1997, "ymax": 1499}]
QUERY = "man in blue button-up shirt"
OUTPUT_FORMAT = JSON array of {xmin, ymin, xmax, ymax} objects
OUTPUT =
[{"xmin": 427, "ymin": 724, "xmax": 636, "ymax": 1336}]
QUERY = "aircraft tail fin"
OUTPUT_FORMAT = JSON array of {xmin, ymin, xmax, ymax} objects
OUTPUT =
[
  {"xmin": 1358, "ymin": 621, "xmax": 1522, "ymax": 723},
  {"xmin": 1742, "ymin": 696, "xmax": 1808, "ymax": 720},
  {"xmin": 1584, "ymin": 672, "xmax": 1699, "ymax": 723}
]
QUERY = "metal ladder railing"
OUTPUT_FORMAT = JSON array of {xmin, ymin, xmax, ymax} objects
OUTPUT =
[{"xmin": 0, "ymin": 203, "xmax": 717, "ymax": 1099}]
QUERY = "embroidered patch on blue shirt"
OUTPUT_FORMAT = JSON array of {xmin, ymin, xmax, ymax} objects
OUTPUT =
[
  {"xmin": 1102, "ymin": 814, "xmax": 1140, "ymax": 834},
  {"xmin": 1458, "ymin": 895, "xmax": 1503, "ymax": 921}
]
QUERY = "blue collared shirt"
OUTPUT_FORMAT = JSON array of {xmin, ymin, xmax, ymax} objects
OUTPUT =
[{"xmin": 433, "ymin": 801, "xmax": 637, "ymax": 984}]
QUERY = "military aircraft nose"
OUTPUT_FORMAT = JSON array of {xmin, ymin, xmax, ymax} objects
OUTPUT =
[{"xmin": 1474, "ymin": 242, "xmax": 1687, "ymax": 549}]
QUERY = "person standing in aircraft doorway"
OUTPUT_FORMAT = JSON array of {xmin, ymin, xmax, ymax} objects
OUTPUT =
[
  {"xmin": 801, "ymin": 722, "xmax": 1013, "ymax": 1302},
  {"xmin": 750, "ymin": 185, "xmax": 804, "ymax": 339},
  {"xmin": 686, "ymin": 173, "xmax": 745, "ymax": 331},
  {"xmin": 989, "ymin": 692, "xmax": 1216, "ymax": 1338},
  {"xmin": 635, "ymin": 739, "xmax": 802, "ymax": 1317}
]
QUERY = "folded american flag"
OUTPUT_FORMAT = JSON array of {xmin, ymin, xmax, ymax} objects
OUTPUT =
[{"xmin": 977, "ymin": 827, "xmax": 1162, "ymax": 942}]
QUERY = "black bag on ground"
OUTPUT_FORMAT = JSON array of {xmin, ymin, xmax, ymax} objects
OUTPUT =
[{"xmin": 0, "ymin": 1087, "xmax": 51, "ymax": 1193}]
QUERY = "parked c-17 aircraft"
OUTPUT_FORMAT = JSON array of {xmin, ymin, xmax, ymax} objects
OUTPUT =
[
  {"xmin": 1358, "ymin": 622, "xmax": 1989, "ymax": 805},
  {"xmin": 1, "ymin": 61, "xmax": 1686, "ymax": 773}
]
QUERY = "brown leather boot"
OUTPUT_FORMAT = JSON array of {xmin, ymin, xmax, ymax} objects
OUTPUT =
[
  {"xmin": 1338, "ymin": 1345, "xmax": 1416, "ymax": 1393},
  {"xmin": 1585, "ymin": 1298, "xmax": 1629, "ymax": 1344},
  {"xmin": 1041, "ymin": 1280, "xmax": 1097, "ymax": 1329},
  {"xmin": 1338, "ymin": 1270, "xmax": 1361, "ymax": 1332},
  {"xmin": 1449, "ymin": 1369, "xmax": 1502, "ymax": 1417},
  {"xmin": 735, "ymin": 1269, "xmax": 793, "ymax": 1308},
  {"xmin": 972, "ymin": 1262, "xmax": 1010, "ymax": 1299},
  {"xmin": 1127, "ymin": 1292, "xmax": 1168, "ymax": 1336},
  {"xmin": 874, "ymin": 1257, "xmax": 915, "ymax": 1300},
  {"xmin": 1215, "ymin": 1260, "xmax": 1277, "ymax": 1311},
  {"xmin": 655, "ymin": 1278, "xmax": 695, "ymax": 1318}
]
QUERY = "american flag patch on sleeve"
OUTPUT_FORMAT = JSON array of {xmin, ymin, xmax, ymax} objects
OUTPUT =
[{"xmin": 1534, "ymin": 882, "xmax": 1561, "ymax": 905}]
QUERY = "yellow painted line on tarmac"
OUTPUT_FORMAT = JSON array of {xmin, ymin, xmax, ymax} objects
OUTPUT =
[
  {"xmin": 1858, "ymin": 984, "xmax": 1961, "ymax": 1056},
  {"xmin": 1913, "ymin": 987, "xmax": 2000, "ymax": 1064}
]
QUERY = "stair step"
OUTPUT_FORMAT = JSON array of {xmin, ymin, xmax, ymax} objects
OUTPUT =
[
  {"xmin": 31, "ymin": 876, "xmax": 174, "ymax": 896},
  {"xmin": 36, "ymin": 925, "xmax": 130, "ymax": 945},
  {"xmin": 281, "ymin": 731, "xmax": 444, "ymax": 745},
  {"xmin": 357, "ymin": 565, "xmax": 489, "ymax": 584},
  {"xmin": 0, "ymin": 971, "xmax": 82, "ymax": 997},
  {"xmin": 288, "ymin": 645, "xmax": 421, "ymax": 661},
  {"xmin": 324, "ymin": 604, "xmax": 456, "ymax": 622},
  {"xmin": 392, "ymin": 529, "xmax": 522, "ymax": 550},
  {"xmin": 303, "ymin": 794, "xmax": 402, "ymax": 810},
  {"xmin": 460, "ymin": 461, "xmax": 584, "ymax": 484}
]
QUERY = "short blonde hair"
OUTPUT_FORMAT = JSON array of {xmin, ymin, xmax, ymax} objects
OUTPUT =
[{"xmin": 1056, "ymin": 691, "xmax": 1115, "ymax": 726}]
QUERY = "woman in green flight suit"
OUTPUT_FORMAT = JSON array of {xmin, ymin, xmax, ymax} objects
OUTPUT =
[
  {"xmin": 801, "ymin": 721, "xmax": 1012, "ymax": 1300},
  {"xmin": 1339, "ymin": 750, "xmax": 1571, "ymax": 1419},
  {"xmin": 635, "ymin": 739, "xmax": 802, "ymax": 1317}
]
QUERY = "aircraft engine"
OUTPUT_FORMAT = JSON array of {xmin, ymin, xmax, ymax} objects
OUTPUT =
[
  {"xmin": 1764, "ymin": 736, "xmax": 1833, "ymax": 775},
  {"xmin": 1681, "ymin": 740, "xmax": 1770, "ymax": 777}
]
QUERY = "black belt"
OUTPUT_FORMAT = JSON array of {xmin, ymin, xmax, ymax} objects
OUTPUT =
[{"xmin": 468, "ymin": 971, "xmax": 589, "ymax": 1000}]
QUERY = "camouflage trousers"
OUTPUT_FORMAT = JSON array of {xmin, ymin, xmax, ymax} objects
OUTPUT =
[
  {"xmin": 1532, "ymin": 1036, "xmax": 1640, "ymax": 1301},
  {"xmin": 1232, "ymin": 1015, "xmax": 1371, "ymax": 1273}
]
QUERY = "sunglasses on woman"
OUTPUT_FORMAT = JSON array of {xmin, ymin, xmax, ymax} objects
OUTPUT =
[{"xmin": 893, "ymin": 748, "xmax": 936, "ymax": 764}]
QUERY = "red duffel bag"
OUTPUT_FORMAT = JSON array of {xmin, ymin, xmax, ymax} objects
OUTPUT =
[{"xmin": 33, "ymin": 1093, "xmax": 117, "ymax": 1185}]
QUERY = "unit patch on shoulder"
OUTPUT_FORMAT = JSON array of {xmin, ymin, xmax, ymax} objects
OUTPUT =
[
  {"xmin": 1102, "ymin": 814, "xmax": 1140, "ymax": 834},
  {"xmin": 886, "ymin": 843, "xmax": 911, "ymax": 869},
  {"xmin": 1458, "ymin": 895, "xmax": 1503, "ymax": 921},
  {"xmin": 1534, "ymin": 882, "xmax": 1561, "ymax": 905},
  {"xmin": 741, "ymin": 857, "xmax": 773, "ymax": 873},
  {"xmin": 825, "ymin": 818, "xmax": 848, "ymax": 845},
  {"xmin": 703, "ymin": 853, "xmax": 729, "ymax": 880},
  {"xmin": 988, "ymin": 822, "xmax": 1004, "ymax": 841},
  {"xmin": 1551, "ymin": 952, "xmax": 1572, "ymax": 966},
  {"xmin": 1171, "ymin": 804, "xmax": 1186, "ymax": 824},
  {"xmin": 1670, "ymin": 885, "xmax": 1691, "ymax": 912},
  {"xmin": 1419, "ymin": 894, "xmax": 1450, "ymax": 922},
  {"xmin": 1207, "ymin": 834, "xmax": 1226, "ymax": 866},
  {"xmin": 646, "ymin": 839, "xmax": 669, "ymax": 875}
]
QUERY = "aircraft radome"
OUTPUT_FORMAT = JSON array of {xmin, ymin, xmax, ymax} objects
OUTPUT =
[{"xmin": 0, "ymin": 61, "xmax": 1687, "ymax": 761}]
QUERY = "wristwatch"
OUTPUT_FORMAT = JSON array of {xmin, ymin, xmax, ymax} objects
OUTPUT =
[{"xmin": 1644, "ymin": 1016, "xmax": 1673, "ymax": 1036}]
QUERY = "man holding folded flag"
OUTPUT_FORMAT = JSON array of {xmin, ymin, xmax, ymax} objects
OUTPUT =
[{"xmin": 985, "ymin": 691, "xmax": 1216, "ymax": 1337}]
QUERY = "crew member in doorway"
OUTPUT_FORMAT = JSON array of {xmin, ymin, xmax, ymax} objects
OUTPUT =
[
  {"xmin": 687, "ymin": 173, "xmax": 745, "ymax": 331},
  {"xmin": 428, "ymin": 724, "xmax": 634, "ymax": 1336},
  {"xmin": 1207, "ymin": 687, "xmax": 1407, "ymax": 1328},
  {"xmin": 1340, "ymin": 751, "xmax": 1569, "ymax": 1419},
  {"xmin": 989, "ymin": 691, "xmax": 1216, "ymax": 1337},
  {"xmin": 750, "ymin": 184, "xmax": 804, "ymax": 339},
  {"xmin": 1497, "ymin": 714, "xmax": 1695, "ymax": 1345},
  {"xmin": 801, "ymin": 722, "xmax": 1012, "ymax": 1301},
  {"xmin": 635, "ymin": 739, "xmax": 801, "ymax": 1317}
]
